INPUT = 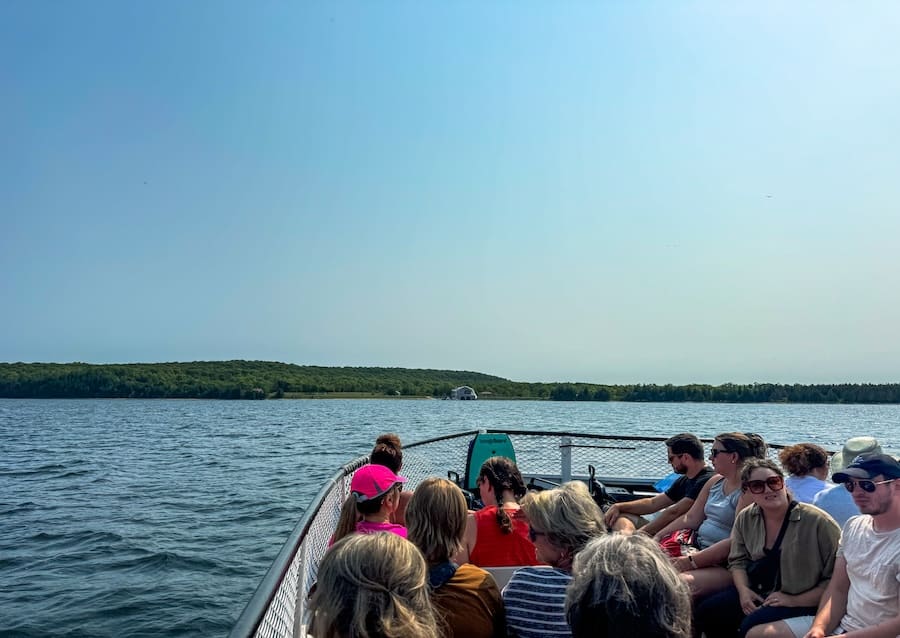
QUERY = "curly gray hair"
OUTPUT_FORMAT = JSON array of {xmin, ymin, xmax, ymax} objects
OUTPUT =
[{"xmin": 566, "ymin": 533, "xmax": 692, "ymax": 638}]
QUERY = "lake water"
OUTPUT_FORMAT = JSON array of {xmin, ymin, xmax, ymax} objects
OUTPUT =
[{"xmin": 1, "ymin": 398, "xmax": 898, "ymax": 637}]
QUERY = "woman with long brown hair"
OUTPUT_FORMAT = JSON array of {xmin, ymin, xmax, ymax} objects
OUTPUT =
[{"xmin": 458, "ymin": 456, "xmax": 538, "ymax": 567}]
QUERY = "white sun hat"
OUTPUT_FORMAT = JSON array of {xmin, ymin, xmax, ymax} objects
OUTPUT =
[{"xmin": 831, "ymin": 436, "xmax": 882, "ymax": 474}]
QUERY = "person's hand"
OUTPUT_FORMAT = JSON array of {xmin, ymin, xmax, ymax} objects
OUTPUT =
[
  {"xmin": 671, "ymin": 555, "xmax": 692, "ymax": 573},
  {"xmin": 802, "ymin": 625, "xmax": 826, "ymax": 638},
  {"xmin": 604, "ymin": 504, "xmax": 621, "ymax": 526},
  {"xmin": 738, "ymin": 587, "xmax": 763, "ymax": 615},
  {"xmin": 763, "ymin": 591, "xmax": 795, "ymax": 607}
]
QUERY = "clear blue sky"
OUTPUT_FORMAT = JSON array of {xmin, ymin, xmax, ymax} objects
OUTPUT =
[{"xmin": 3, "ymin": 2, "xmax": 899, "ymax": 385}]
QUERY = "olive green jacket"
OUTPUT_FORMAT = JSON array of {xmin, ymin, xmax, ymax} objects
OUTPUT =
[{"xmin": 728, "ymin": 501, "xmax": 841, "ymax": 595}]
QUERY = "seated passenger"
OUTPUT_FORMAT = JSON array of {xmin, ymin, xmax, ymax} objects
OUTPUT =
[
  {"xmin": 812, "ymin": 436, "xmax": 881, "ymax": 527},
  {"xmin": 370, "ymin": 433, "xmax": 413, "ymax": 526},
  {"xmin": 458, "ymin": 457, "xmax": 539, "ymax": 567},
  {"xmin": 778, "ymin": 443, "xmax": 830, "ymax": 503},
  {"xmin": 604, "ymin": 433, "xmax": 714, "ymax": 535},
  {"xmin": 308, "ymin": 532, "xmax": 440, "ymax": 638},
  {"xmin": 406, "ymin": 477, "xmax": 506, "ymax": 638},
  {"xmin": 565, "ymin": 533, "xmax": 692, "ymax": 638},
  {"xmin": 771, "ymin": 453, "xmax": 900, "ymax": 638},
  {"xmin": 503, "ymin": 481, "xmax": 607, "ymax": 638},
  {"xmin": 331, "ymin": 464, "xmax": 407, "ymax": 545},
  {"xmin": 694, "ymin": 459, "xmax": 840, "ymax": 638},
  {"xmin": 654, "ymin": 432, "xmax": 767, "ymax": 599}
]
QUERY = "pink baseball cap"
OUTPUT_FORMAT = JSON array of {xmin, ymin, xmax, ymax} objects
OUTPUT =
[{"xmin": 350, "ymin": 464, "xmax": 407, "ymax": 502}]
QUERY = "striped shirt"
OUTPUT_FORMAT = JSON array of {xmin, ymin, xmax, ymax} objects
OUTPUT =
[{"xmin": 502, "ymin": 566, "xmax": 572, "ymax": 638}]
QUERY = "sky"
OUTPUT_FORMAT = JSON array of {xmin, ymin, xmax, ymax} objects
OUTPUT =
[{"xmin": 2, "ymin": 2, "xmax": 899, "ymax": 385}]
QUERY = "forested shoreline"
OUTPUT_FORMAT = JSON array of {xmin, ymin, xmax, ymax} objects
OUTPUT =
[{"xmin": 1, "ymin": 361, "xmax": 899, "ymax": 403}]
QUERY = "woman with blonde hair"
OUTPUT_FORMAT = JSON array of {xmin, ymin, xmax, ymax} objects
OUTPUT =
[
  {"xmin": 503, "ymin": 481, "xmax": 607, "ymax": 638},
  {"xmin": 654, "ymin": 432, "xmax": 767, "ymax": 599},
  {"xmin": 406, "ymin": 478, "xmax": 505, "ymax": 638},
  {"xmin": 460, "ymin": 457, "xmax": 538, "ymax": 567},
  {"xmin": 308, "ymin": 532, "xmax": 440, "ymax": 638},
  {"xmin": 566, "ymin": 533, "xmax": 692, "ymax": 638}
]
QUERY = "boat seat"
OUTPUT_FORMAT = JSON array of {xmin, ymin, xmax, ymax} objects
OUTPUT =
[
  {"xmin": 482, "ymin": 564, "xmax": 550, "ymax": 590},
  {"xmin": 463, "ymin": 433, "xmax": 517, "ymax": 492}
]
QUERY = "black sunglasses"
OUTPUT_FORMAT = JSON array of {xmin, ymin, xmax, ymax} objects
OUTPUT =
[
  {"xmin": 528, "ymin": 526, "xmax": 546, "ymax": 542},
  {"xmin": 709, "ymin": 448, "xmax": 731, "ymax": 458},
  {"xmin": 843, "ymin": 478, "xmax": 895, "ymax": 493},
  {"xmin": 743, "ymin": 476, "xmax": 784, "ymax": 494}
]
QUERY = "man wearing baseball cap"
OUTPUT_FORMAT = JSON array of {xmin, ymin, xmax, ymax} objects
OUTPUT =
[
  {"xmin": 812, "ymin": 437, "xmax": 882, "ymax": 526},
  {"xmin": 797, "ymin": 453, "xmax": 900, "ymax": 638}
]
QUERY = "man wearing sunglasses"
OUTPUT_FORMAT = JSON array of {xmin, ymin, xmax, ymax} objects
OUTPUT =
[
  {"xmin": 604, "ymin": 433, "xmax": 713, "ymax": 535},
  {"xmin": 813, "ymin": 437, "xmax": 882, "ymax": 527},
  {"xmin": 800, "ymin": 453, "xmax": 900, "ymax": 638}
]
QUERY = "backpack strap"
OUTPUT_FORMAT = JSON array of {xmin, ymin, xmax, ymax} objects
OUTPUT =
[{"xmin": 771, "ymin": 500, "xmax": 797, "ymax": 553}]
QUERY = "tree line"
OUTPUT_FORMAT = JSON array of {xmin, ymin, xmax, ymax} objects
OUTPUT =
[{"xmin": 0, "ymin": 361, "xmax": 898, "ymax": 403}]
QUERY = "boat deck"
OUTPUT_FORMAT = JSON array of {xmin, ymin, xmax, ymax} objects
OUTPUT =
[{"xmin": 231, "ymin": 430, "xmax": 793, "ymax": 638}]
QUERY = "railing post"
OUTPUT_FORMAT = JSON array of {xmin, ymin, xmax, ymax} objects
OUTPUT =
[{"xmin": 561, "ymin": 436, "xmax": 571, "ymax": 483}]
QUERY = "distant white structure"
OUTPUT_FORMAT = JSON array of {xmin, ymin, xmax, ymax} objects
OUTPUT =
[{"xmin": 450, "ymin": 386, "xmax": 477, "ymax": 400}]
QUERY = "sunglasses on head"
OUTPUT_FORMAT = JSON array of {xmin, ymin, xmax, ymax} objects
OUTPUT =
[
  {"xmin": 743, "ymin": 476, "xmax": 784, "ymax": 494},
  {"xmin": 843, "ymin": 478, "xmax": 895, "ymax": 493},
  {"xmin": 528, "ymin": 526, "xmax": 546, "ymax": 543}
]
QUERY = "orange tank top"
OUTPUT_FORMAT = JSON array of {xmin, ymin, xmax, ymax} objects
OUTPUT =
[{"xmin": 468, "ymin": 505, "xmax": 539, "ymax": 567}]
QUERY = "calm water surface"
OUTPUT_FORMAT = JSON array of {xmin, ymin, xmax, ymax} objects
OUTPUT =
[{"xmin": 1, "ymin": 399, "xmax": 898, "ymax": 636}]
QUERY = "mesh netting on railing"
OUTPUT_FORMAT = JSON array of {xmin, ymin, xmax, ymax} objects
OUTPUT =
[{"xmin": 243, "ymin": 430, "xmax": 794, "ymax": 638}]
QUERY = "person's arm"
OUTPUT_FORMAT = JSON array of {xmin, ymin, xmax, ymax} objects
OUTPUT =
[
  {"xmin": 733, "ymin": 568, "xmax": 764, "ymax": 614},
  {"xmin": 654, "ymin": 475, "xmax": 720, "ymax": 541},
  {"xmin": 684, "ymin": 489, "xmax": 752, "ymax": 570},
  {"xmin": 803, "ymin": 556, "xmax": 849, "ymax": 638},
  {"xmin": 727, "ymin": 511, "xmax": 764, "ymax": 613},
  {"xmin": 672, "ymin": 535, "xmax": 732, "ymax": 573},
  {"xmin": 641, "ymin": 497, "xmax": 694, "ymax": 536},
  {"xmin": 604, "ymin": 492, "xmax": 675, "ymax": 526},
  {"xmin": 453, "ymin": 512, "xmax": 476, "ymax": 564}
]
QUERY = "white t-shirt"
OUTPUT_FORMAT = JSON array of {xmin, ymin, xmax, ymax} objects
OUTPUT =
[{"xmin": 837, "ymin": 515, "xmax": 900, "ymax": 632}]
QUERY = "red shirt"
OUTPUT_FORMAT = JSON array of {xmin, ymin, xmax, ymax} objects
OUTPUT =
[{"xmin": 468, "ymin": 505, "xmax": 539, "ymax": 567}]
